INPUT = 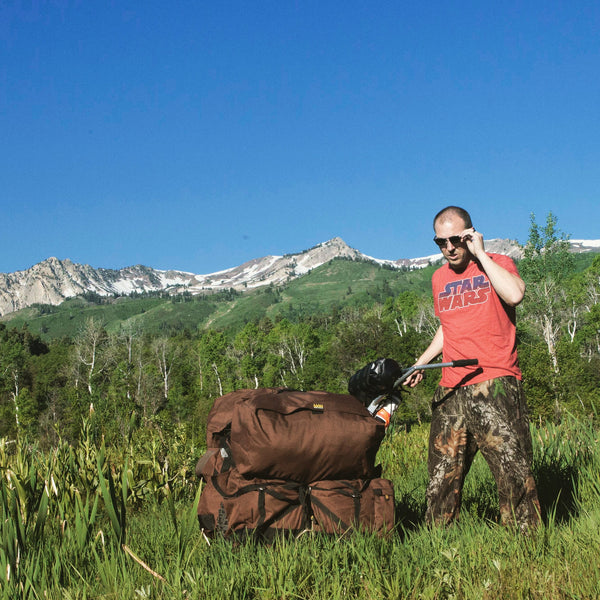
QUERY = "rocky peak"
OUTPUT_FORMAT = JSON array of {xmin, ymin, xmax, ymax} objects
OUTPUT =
[{"xmin": 0, "ymin": 237, "xmax": 597, "ymax": 317}]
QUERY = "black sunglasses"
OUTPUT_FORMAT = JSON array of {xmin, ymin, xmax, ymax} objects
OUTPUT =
[{"xmin": 433, "ymin": 235, "xmax": 463, "ymax": 248}]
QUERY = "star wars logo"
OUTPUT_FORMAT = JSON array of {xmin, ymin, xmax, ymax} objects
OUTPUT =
[{"xmin": 437, "ymin": 275, "xmax": 491, "ymax": 312}]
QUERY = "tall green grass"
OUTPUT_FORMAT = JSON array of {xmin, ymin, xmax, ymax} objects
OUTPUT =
[{"xmin": 2, "ymin": 413, "xmax": 600, "ymax": 599}]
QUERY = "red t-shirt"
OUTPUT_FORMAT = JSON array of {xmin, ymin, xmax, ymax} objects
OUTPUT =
[{"xmin": 432, "ymin": 253, "xmax": 522, "ymax": 387}]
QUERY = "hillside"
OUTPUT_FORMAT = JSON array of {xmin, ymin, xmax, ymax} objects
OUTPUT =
[
  {"xmin": 2, "ymin": 239, "xmax": 598, "ymax": 339},
  {"xmin": 0, "ymin": 238, "xmax": 374, "ymax": 316},
  {"xmin": 5, "ymin": 236, "xmax": 593, "ymax": 318},
  {"xmin": 2, "ymin": 259, "xmax": 437, "ymax": 339}
]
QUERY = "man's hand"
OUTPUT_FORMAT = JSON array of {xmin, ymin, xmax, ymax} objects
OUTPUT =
[
  {"xmin": 461, "ymin": 227, "xmax": 485, "ymax": 260},
  {"xmin": 459, "ymin": 227, "xmax": 524, "ymax": 306},
  {"xmin": 404, "ymin": 369, "xmax": 424, "ymax": 388}
]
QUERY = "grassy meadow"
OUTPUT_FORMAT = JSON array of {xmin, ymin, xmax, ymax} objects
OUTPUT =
[{"xmin": 2, "ymin": 411, "xmax": 600, "ymax": 599}]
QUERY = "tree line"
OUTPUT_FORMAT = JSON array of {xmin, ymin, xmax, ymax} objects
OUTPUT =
[{"xmin": 1, "ymin": 214, "xmax": 599, "ymax": 447}]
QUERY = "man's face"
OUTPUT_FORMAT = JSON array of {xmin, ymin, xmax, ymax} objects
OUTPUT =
[{"xmin": 434, "ymin": 214, "xmax": 471, "ymax": 272}]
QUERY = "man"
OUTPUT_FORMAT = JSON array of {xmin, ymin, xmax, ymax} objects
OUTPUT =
[{"xmin": 405, "ymin": 206, "xmax": 540, "ymax": 530}]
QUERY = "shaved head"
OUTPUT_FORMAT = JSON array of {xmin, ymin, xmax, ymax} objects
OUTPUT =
[{"xmin": 433, "ymin": 206, "xmax": 473, "ymax": 230}]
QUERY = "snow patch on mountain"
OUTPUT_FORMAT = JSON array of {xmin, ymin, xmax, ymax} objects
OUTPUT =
[
  {"xmin": 0, "ymin": 236, "xmax": 598, "ymax": 317},
  {"xmin": 570, "ymin": 239, "xmax": 600, "ymax": 250}
]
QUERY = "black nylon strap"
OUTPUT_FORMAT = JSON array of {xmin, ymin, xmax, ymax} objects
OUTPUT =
[
  {"xmin": 259, "ymin": 496, "xmax": 307, "ymax": 531},
  {"xmin": 309, "ymin": 481, "xmax": 365, "ymax": 528},
  {"xmin": 256, "ymin": 483, "xmax": 310, "ymax": 532},
  {"xmin": 220, "ymin": 438, "xmax": 234, "ymax": 472},
  {"xmin": 211, "ymin": 475, "xmax": 261, "ymax": 499},
  {"xmin": 212, "ymin": 475, "xmax": 305, "ymax": 499},
  {"xmin": 257, "ymin": 488, "xmax": 266, "ymax": 528},
  {"xmin": 309, "ymin": 495, "xmax": 350, "ymax": 531},
  {"xmin": 211, "ymin": 477, "xmax": 309, "ymax": 531}
]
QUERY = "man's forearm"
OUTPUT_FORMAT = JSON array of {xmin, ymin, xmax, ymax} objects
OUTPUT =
[
  {"xmin": 476, "ymin": 254, "xmax": 525, "ymax": 307},
  {"xmin": 416, "ymin": 326, "xmax": 444, "ymax": 365},
  {"xmin": 405, "ymin": 326, "xmax": 443, "ymax": 387}
]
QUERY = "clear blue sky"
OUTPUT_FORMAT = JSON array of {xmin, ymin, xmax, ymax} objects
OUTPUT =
[{"xmin": 2, "ymin": 1, "xmax": 599, "ymax": 274}]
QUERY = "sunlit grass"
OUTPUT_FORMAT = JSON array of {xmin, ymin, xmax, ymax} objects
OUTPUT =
[{"xmin": 2, "ymin": 413, "xmax": 600, "ymax": 598}]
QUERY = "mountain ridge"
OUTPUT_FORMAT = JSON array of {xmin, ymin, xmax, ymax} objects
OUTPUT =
[{"xmin": 0, "ymin": 236, "xmax": 598, "ymax": 317}]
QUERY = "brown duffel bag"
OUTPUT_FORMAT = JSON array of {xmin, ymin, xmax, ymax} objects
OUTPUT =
[
  {"xmin": 197, "ymin": 467, "xmax": 395, "ymax": 540},
  {"xmin": 195, "ymin": 387, "xmax": 393, "ymax": 540},
  {"xmin": 229, "ymin": 388, "xmax": 385, "ymax": 482},
  {"xmin": 197, "ymin": 468, "xmax": 308, "ymax": 539},
  {"xmin": 196, "ymin": 388, "xmax": 385, "ymax": 483},
  {"xmin": 196, "ymin": 389, "xmax": 269, "ymax": 479},
  {"xmin": 309, "ymin": 478, "xmax": 395, "ymax": 536},
  {"xmin": 197, "ymin": 388, "xmax": 291, "ymax": 479}
]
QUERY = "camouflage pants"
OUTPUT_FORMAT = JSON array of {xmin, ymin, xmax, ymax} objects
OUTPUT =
[{"xmin": 426, "ymin": 376, "xmax": 540, "ymax": 530}]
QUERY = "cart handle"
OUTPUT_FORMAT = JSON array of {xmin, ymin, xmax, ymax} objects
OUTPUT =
[{"xmin": 393, "ymin": 358, "xmax": 479, "ymax": 388}]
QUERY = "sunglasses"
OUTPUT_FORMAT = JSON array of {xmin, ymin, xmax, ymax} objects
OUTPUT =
[{"xmin": 433, "ymin": 235, "xmax": 464, "ymax": 248}]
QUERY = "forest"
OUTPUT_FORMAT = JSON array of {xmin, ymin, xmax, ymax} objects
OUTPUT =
[
  {"xmin": 2, "ymin": 214, "xmax": 600, "ymax": 598},
  {"xmin": 1, "ymin": 214, "xmax": 599, "ymax": 448}
]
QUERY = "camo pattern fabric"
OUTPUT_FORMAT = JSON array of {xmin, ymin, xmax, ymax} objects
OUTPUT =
[{"xmin": 426, "ymin": 376, "xmax": 540, "ymax": 531}]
